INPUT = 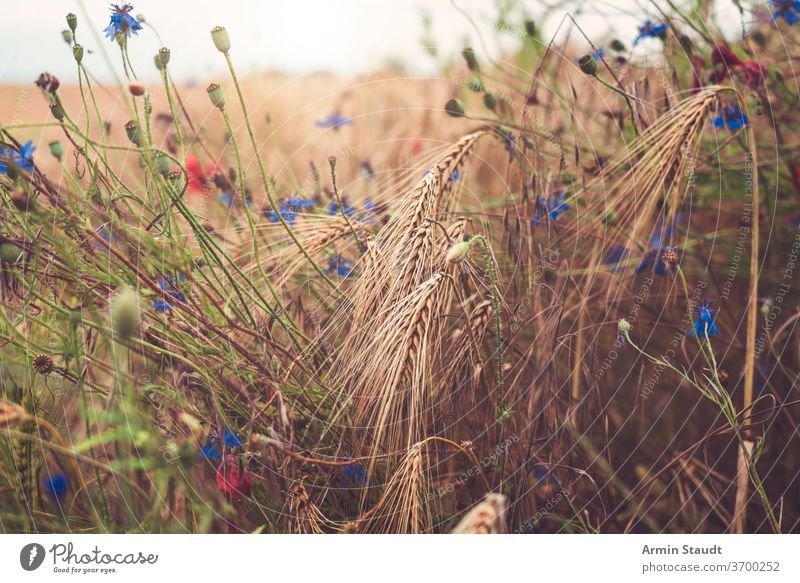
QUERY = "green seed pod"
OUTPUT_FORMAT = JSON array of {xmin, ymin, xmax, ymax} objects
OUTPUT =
[
  {"xmin": 125, "ymin": 120, "xmax": 143, "ymax": 146},
  {"xmin": 206, "ymin": 83, "xmax": 226, "ymax": 109},
  {"xmin": 609, "ymin": 39, "xmax": 626, "ymax": 52},
  {"xmin": 466, "ymin": 76, "xmax": 484, "ymax": 92},
  {"xmin": 49, "ymin": 140, "xmax": 63, "ymax": 161},
  {"xmin": 72, "ymin": 44, "xmax": 84, "ymax": 64},
  {"xmin": 111, "ymin": 287, "xmax": 140, "ymax": 340},
  {"xmin": 578, "ymin": 54, "xmax": 598, "ymax": 76},
  {"xmin": 62, "ymin": 29, "xmax": 73, "ymax": 44},
  {"xmin": 444, "ymin": 98, "xmax": 465, "ymax": 118},
  {"xmin": 154, "ymin": 54, "xmax": 165, "ymax": 71},
  {"xmin": 0, "ymin": 241, "xmax": 23, "ymax": 264},
  {"xmin": 462, "ymin": 47, "xmax": 478, "ymax": 71},
  {"xmin": 483, "ymin": 92, "xmax": 497, "ymax": 111},
  {"xmin": 524, "ymin": 20, "xmax": 536, "ymax": 38},
  {"xmin": 158, "ymin": 47, "xmax": 171, "ymax": 66},
  {"xmin": 154, "ymin": 153, "xmax": 171, "ymax": 176},
  {"xmin": 66, "ymin": 12, "xmax": 77, "ymax": 32},
  {"xmin": 211, "ymin": 26, "xmax": 231, "ymax": 54}
]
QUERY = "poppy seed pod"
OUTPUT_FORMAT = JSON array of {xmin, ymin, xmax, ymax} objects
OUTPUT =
[
  {"xmin": 32, "ymin": 354, "xmax": 54, "ymax": 374},
  {"xmin": 62, "ymin": 29, "xmax": 73, "ymax": 44},
  {"xmin": 158, "ymin": 47, "xmax": 171, "ymax": 67},
  {"xmin": 462, "ymin": 47, "xmax": 478, "ymax": 71},
  {"xmin": 154, "ymin": 154, "xmax": 171, "ymax": 176},
  {"xmin": 466, "ymin": 76, "xmax": 484, "ymax": 92},
  {"xmin": 49, "ymin": 140, "xmax": 63, "ymax": 161},
  {"xmin": 0, "ymin": 241, "xmax": 23, "ymax": 264},
  {"xmin": 444, "ymin": 98, "xmax": 465, "ymax": 118},
  {"xmin": 578, "ymin": 54, "xmax": 598, "ymax": 76},
  {"xmin": 110, "ymin": 287, "xmax": 140, "ymax": 340},
  {"xmin": 125, "ymin": 120, "xmax": 143, "ymax": 146},
  {"xmin": 72, "ymin": 44, "xmax": 84, "ymax": 64},
  {"xmin": 211, "ymin": 26, "xmax": 231, "ymax": 54},
  {"xmin": 66, "ymin": 12, "xmax": 77, "ymax": 32},
  {"xmin": 328, "ymin": 156, "xmax": 337, "ymax": 169},
  {"xmin": 206, "ymin": 83, "xmax": 225, "ymax": 109}
]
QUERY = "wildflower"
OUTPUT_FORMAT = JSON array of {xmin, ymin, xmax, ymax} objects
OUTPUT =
[
  {"xmin": 32, "ymin": 354, "xmax": 54, "ymax": 374},
  {"xmin": 604, "ymin": 246, "xmax": 629, "ymax": 270},
  {"xmin": 531, "ymin": 190, "xmax": 570, "ymax": 224},
  {"xmin": 265, "ymin": 201, "xmax": 299, "ymax": 224},
  {"xmin": 103, "ymin": 4, "xmax": 143, "ymax": 42},
  {"xmin": 690, "ymin": 301, "xmax": 721, "ymax": 338},
  {"xmin": 42, "ymin": 472, "xmax": 69, "ymax": 501},
  {"xmin": 314, "ymin": 112, "xmax": 352, "ymax": 129},
  {"xmin": 710, "ymin": 44, "xmax": 743, "ymax": 68},
  {"xmin": 741, "ymin": 60, "xmax": 767, "ymax": 90},
  {"xmin": 326, "ymin": 254, "xmax": 354, "ymax": 278},
  {"xmin": 185, "ymin": 155, "xmax": 217, "ymax": 194},
  {"xmin": 662, "ymin": 246, "xmax": 680, "ymax": 266},
  {"xmin": 35, "ymin": 72, "xmax": 60, "ymax": 95},
  {"xmin": 215, "ymin": 455, "xmax": 253, "ymax": 501},
  {"xmin": 154, "ymin": 273, "xmax": 185, "ymax": 313},
  {"xmin": 288, "ymin": 196, "xmax": 315, "ymax": 209},
  {"xmin": 633, "ymin": 21, "xmax": 668, "ymax": 46},
  {"xmin": 712, "ymin": 105, "xmax": 748, "ymax": 131},
  {"xmin": 637, "ymin": 219, "xmax": 673, "ymax": 276},
  {"xmin": 223, "ymin": 427, "xmax": 242, "ymax": 449},
  {"xmin": 617, "ymin": 318, "xmax": 632, "ymax": 334},
  {"xmin": 770, "ymin": 0, "xmax": 800, "ymax": 25},
  {"xmin": 326, "ymin": 199, "xmax": 356, "ymax": 217},
  {"xmin": 217, "ymin": 193, "xmax": 234, "ymax": 209},
  {"xmin": 0, "ymin": 141, "xmax": 36, "ymax": 174},
  {"xmin": 360, "ymin": 160, "xmax": 375, "ymax": 179},
  {"xmin": 200, "ymin": 439, "xmax": 221, "ymax": 462}
]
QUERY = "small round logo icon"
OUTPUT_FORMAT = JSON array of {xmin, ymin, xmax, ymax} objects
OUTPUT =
[{"xmin": 20, "ymin": 543, "xmax": 46, "ymax": 571}]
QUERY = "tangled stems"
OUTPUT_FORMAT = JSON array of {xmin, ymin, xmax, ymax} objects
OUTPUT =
[{"xmin": 220, "ymin": 51, "xmax": 342, "ymax": 297}]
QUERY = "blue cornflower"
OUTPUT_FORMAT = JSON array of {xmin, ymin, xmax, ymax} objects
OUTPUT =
[
  {"xmin": 200, "ymin": 438, "xmax": 221, "ymax": 462},
  {"xmin": 344, "ymin": 462, "xmax": 369, "ymax": 486},
  {"xmin": 326, "ymin": 200, "xmax": 357, "ymax": 217},
  {"xmin": 265, "ymin": 201, "xmax": 298, "ymax": 223},
  {"xmin": 712, "ymin": 105, "xmax": 749, "ymax": 131},
  {"xmin": 531, "ymin": 190, "xmax": 570, "ymax": 224},
  {"xmin": 604, "ymin": 245, "xmax": 629, "ymax": 272},
  {"xmin": 0, "ymin": 140, "xmax": 36, "ymax": 174},
  {"xmin": 326, "ymin": 254, "xmax": 354, "ymax": 278},
  {"xmin": 592, "ymin": 47, "xmax": 606, "ymax": 60},
  {"xmin": 690, "ymin": 301, "xmax": 721, "ymax": 338},
  {"xmin": 223, "ymin": 427, "xmax": 242, "ymax": 449},
  {"xmin": 770, "ymin": 0, "xmax": 800, "ymax": 25},
  {"xmin": 288, "ymin": 196, "xmax": 315, "ymax": 209},
  {"xmin": 218, "ymin": 193, "xmax": 234, "ymax": 209},
  {"xmin": 531, "ymin": 463, "xmax": 558, "ymax": 488},
  {"xmin": 633, "ymin": 21, "xmax": 668, "ymax": 46},
  {"xmin": 42, "ymin": 472, "xmax": 69, "ymax": 501},
  {"xmin": 637, "ymin": 219, "xmax": 673, "ymax": 276},
  {"xmin": 314, "ymin": 112, "xmax": 353, "ymax": 129},
  {"xmin": 360, "ymin": 160, "xmax": 375, "ymax": 179},
  {"xmin": 153, "ymin": 273, "xmax": 186, "ymax": 313},
  {"xmin": 103, "ymin": 4, "xmax": 143, "ymax": 41}
]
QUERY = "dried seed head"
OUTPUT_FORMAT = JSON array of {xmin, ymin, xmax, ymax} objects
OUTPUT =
[
  {"xmin": 578, "ymin": 54, "xmax": 598, "ymax": 76},
  {"xmin": 158, "ymin": 47, "xmax": 171, "ymax": 66},
  {"xmin": 211, "ymin": 26, "xmax": 231, "ymax": 54},
  {"xmin": 32, "ymin": 354, "xmax": 54, "ymax": 374},
  {"xmin": 662, "ymin": 246, "xmax": 680, "ymax": 265}
]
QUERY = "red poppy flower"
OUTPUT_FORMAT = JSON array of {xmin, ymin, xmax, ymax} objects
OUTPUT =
[
  {"xmin": 711, "ymin": 44, "xmax": 743, "ymax": 68},
  {"xmin": 215, "ymin": 455, "xmax": 253, "ymax": 501},
  {"xmin": 185, "ymin": 155, "xmax": 217, "ymax": 194},
  {"xmin": 741, "ymin": 60, "xmax": 766, "ymax": 90}
]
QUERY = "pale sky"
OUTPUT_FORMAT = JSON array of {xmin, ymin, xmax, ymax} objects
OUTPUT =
[{"xmin": 0, "ymin": 0, "xmax": 745, "ymax": 84}]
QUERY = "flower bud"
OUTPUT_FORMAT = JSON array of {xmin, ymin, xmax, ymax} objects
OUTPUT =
[
  {"xmin": 154, "ymin": 153, "xmax": 171, "ymax": 176},
  {"xmin": 211, "ymin": 26, "xmax": 231, "ymax": 54},
  {"xmin": 609, "ymin": 39, "xmax": 626, "ymax": 52},
  {"xmin": 0, "ymin": 241, "xmax": 23, "ymax": 264},
  {"xmin": 444, "ymin": 98, "xmax": 465, "ymax": 117},
  {"xmin": 462, "ymin": 47, "xmax": 478, "ymax": 71},
  {"xmin": 49, "ymin": 140, "xmax": 63, "ymax": 161},
  {"xmin": 128, "ymin": 81, "xmax": 145, "ymax": 97},
  {"xmin": 524, "ymin": 20, "xmax": 536, "ymax": 38},
  {"xmin": 125, "ymin": 120, "xmax": 143, "ymax": 146},
  {"xmin": 72, "ymin": 43, "xmax": 84, "ymax": 64},
  {"xmin": 66, "ymin": 12, "xmax": 77, "ymax": 32},
  {"xmin": 62, "ymin": 29, "xmax": 73, "ymax": 44},
  {"xmin": 617, "ymin": 318, "xmax": 632, "ymax": 334},
  {"xmin": 206, "ymin": 83, "xmax": 225, "ymax": 109},
  {"xmin": 50, "ymin": 102, "xmax": 65, "ymax": 121},
  {"xmin": 158, "ymin": 47, "xmax": 171, "ymax": 66},
  {"xmin": 578, "ymin": 54, "xmax": 598, "ymax": 76},
  {"xmin": 466, "ymin": 76, "xmax": 484, "ymax": 92},
  {"xmin": 111, "ymin": 287, "xmax": 140, "ymax": 340},
  {"xmin": 483, "ymin": 92, "xmax": 497, "ymax": 111},
  {"xmin": 446, "ymin": 240, "xmax": 472, "ymax": 264}
]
